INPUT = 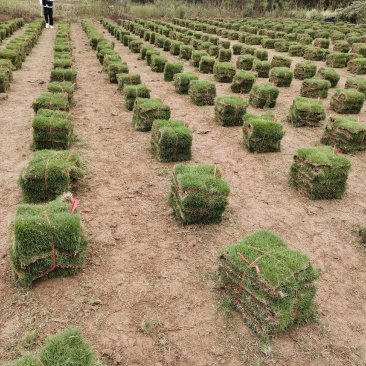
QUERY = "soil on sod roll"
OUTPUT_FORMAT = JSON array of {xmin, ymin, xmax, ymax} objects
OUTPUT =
[
  {"xmin": 10, "ymin": 195, "xmax": 88, "ymax": 287},
  {"xmin": 214, "ymin": 95, "xmax": 249, "ymax": 126},
  {"xmin": 288, "ymin": 96, "xmax": 326, "ymax": 127},
  {"xmin": 217, "ymin": 230, "xmax": 319, "ymax": 335},
  {"xmin": 32, "ymin": 109, "xmax": 73, "ymax": 150},
  {"xmin": 19, "ymin": 150, "xmax": 84, "ymax": 203},
  {"xmin": 10, "ymin": 328, "xmax": 98, "ymax": 365},
  {"xmin": 289, "ymin": 146, "xmax": 351, "ymax": 200},
  {"xmin": 151, "ymin": 119, "xmax": 192, "ymax": 162},
  {"xmin": 321, "ymin": 116, "xmax": 366, "ymax": 153},
  {"xmin": 169, "ymin": 164, "xmax": 230, "ymax": 224},
  {"xmin": 243, "ymin": 113, "xmax": 285, "ymax": 153},
  {"xmin": 132, "ymin": 97, "xmax": 171, "ymax": 131}
]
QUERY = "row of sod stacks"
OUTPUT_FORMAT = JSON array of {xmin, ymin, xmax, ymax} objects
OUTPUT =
[
  {"xmin": 10, "ymin": 328, "xmax": 98, "ymax": 365},
  {"xmin": 151, "ymin": 119, "xmax": 192, "ymax": 162},
  {"xmin": 10, "ymin": 196, "xmax": 88, "ymax": 287},
  {"xmin": 169, "ymin": 164, "xmax": 230, "ymax": 224},
  {"xmin": 19, "ymin": 150, "xmax": 84, "ymax": 203},
  {"xmin": 330, "ymin": 89, "xmax": 365, "ymax": 114},
  {"xmin": 289, "ymin": 146, "xmax": 351, "ymax": 199},
  {"xmin": 0, "ymin": 19, "xmax": 43, "ymax": 94},
  {"xmin": 214, "ymin": 95, "xmax": 249, "ymax": 126},
  {"xmin": 288, "ymin": 97, "xmax": 326, "ymax": 127},
  {"xmin": 217, "ymin": 230, "xmax": 319, "ymax": 335},
  {"xmin": 132, "ymin": 98, "xmax": 171, "ymax": 131},
  {"xmin": 243, "ymin": 114, "xmax": 285, "ymax": 153},
  {"xmin": 321, "ymin": 116, "xmax": 366, "ymax": 153}
]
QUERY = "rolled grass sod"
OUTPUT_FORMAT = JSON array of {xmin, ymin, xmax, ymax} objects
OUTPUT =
[
  {"xmin": 10, "ymin": 328, "xmax": 98, "ymax": 364},
  {"xmin": 214, "ymin": 95, "xmax": 249, "ymax": 126},
  {"xmin": 32, "ymin": 92, "xmax": 70, "ymax": 113},
  {"xmin": 188, "ymin": 80, "xmax": 216, "ymax": 106},
  {"xmin": 140, "ymin": 44, "xmax": 153, "ymax": 60},
  {"xmin": 151, "ymin": 119, "xmax": 192, "ymax": 162},
  {"xmin": 289, "ymin": 146, "xmax": 351, "ymax": 199},
  {"xmin": 179, "ymin": 45, "xmax": 193, "ymax": 60},
  {"xmin": 217, "ymin": 230, "xmax": 319, "ymax": 335},
  {"xmin": 347, "ymin": 58, "xmax": 366, "ymax": 75},
  {"xmin": 173, "ymin": 72, "xmax": 199, "ymax": 94},
  {"xmin": 243, "ymin": 114, "xmax": 285, "ymax": 153},
  {"xmin": 317, "ymin": 67, "xmax": 340, "ymax": 87},
  {"xmin": 294, "ymin": 61, "xmax": 317, "ymax": 80},
  {"xmin": 252, "ymin": 59, "xmax": 271, "ymax": 78},
  {"xmin": 123, "ymin": 84, "xmax": 150, "ymax": 111},
  {"xmin": 169, "ymin": 164, "xmax": 230, "ymax": 224},
  {"xmin": 0, "ymin": 59, "xmax": 14, "ymax": 81},
  {"xmin": 146, "ymin": 49, "xmax": 160, "ymax": 66},
  {"xmin": 249, "ymin": 83, "xmax": 279, "ymax": 109},
  {"xmin": 117, "ymin": 73, "xmax": 141, "ymax": 91},
  {"xmin": 10, "ymin": 196, "xmax": 88, "ymax": 287},
  {"xmin": 288, "ymin": 43, "xmax": 304, "ymax": 57},
  {"xmin": 107, "ymin": 62, "xmax": 128, "ymax": 83},
  {"xmin": 288, "ymin": 96, "xmax": 326, "ymax": 127},
  {"xmin": 326, "ymin": 52, "xmax": 347, "ymax": 68},
  {"xmin": 0, "ymin": 48, "xmax": 22, "ymax": 69},
  {"xmin": 352, "ymin": 43, "xmax": 366, "ymax": 57},
  {"xmin": 190, "ymin": 50, "xmax": 208, "ymax": 67},
  {"xmin": 47, "ymin": 81, "xmax": 75, "ymax": 104},
  {"xmin": 271, "ymin": 55, "xmax": 292, "ymax": 68},
  {"xmin": 0, "ymin": 69, "xmax": 10, "ymax": 92},
  {"xmin": 269, "ymin": 67, "xmax": 293, "ymax": 87},
  {"xmin": 151, "ymin": 55, "xmax": 168, "ymax": 72},
  {"xmin": 50, "ymin": 69, "xmax": 77, "ymax": 84},
  {"xmin": 213, "ymin": 62, "xmax": 236, "ymax": 82},
  {"xmin": 330, "ymin": 89, "xmax": 365, "ymax": 114},
  {"xmin": 274, "ymin": 40, "xmax": 290, "ymax": 52},
  {"xmin": 304, "ymin": 46, "xmax": 326, "ymax": 61},
  {"xmin": 218, "ymin": 48, "xmax": 232, "ymax": 62},
  {"xmin": 236, "ymin": 55, "xmax": 256, "ymax": 71},
  {"xmin": 164, "ymin": 61, "xmax": 184, "ymax": 82},
  {"xmin": 314, "ymin": 38, "xmax": 330, "ymax": 49},
  {"xmin": 19, "ymin": 150, "xmax": 83, "ymax": 203},
  {"xmin": 232, "ymin": 43, "xmax": 244, "ymax": 55},
  {"xmin": 321, "ymin": 116, "xmax": 366, "ymax": 153},
  {"xmin": 254, "ymin": 49, "xmax": 268, "ymax": 61},
  {"xmin": 230, "ymin": 71, "xmax": 256, "ymax": 93},
  {"xmin": 333, "ymin": 40, "xmax": 350, "ymax": 53},
  {"xmin": 170, "ymin": 40, "xmax": 184, "ymax": 56},
  {"xmin": 300, "ymin": 78, "xmax": 331, "ymax": 98},
  {"xmin": 132, "ymin": 98, "xmax": 170, "ymax": 131},
  {"xmin": 345, "ymin": 77, "xmax": 366, "ymax": 96},
  {"xmin": 199, "ymin": 56, "xmax": 215, "ymax": 74},
  {"xmin": 32, "ymin": 109, "xmax": 73, "ymax": 150},
  {"xmin": 241, "ymin": 45, "xmax": 256, "ymax": 55}
]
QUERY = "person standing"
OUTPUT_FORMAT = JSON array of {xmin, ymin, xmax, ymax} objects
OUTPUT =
[{"xmin": 42, "ymin": 0, "xmax": 54, "ymax": 29}]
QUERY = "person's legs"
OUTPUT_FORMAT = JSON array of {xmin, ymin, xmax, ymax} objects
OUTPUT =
[
  {"xmin": 49, "ymin": 7, "xmax": 54, "ymax": 27},
  {"xmin": 43, "ymin": 7, "xmax": 49, "ymax": 27}
]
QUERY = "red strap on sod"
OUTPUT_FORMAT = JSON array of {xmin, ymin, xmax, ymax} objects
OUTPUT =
[{"xmin": 70, "ymin": 199, "xmax": 79, "ymax": 214}]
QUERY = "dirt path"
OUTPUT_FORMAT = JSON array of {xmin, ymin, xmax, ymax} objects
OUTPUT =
[{"xmin": 0, "ymin": 20, "xmax": 365, "ymax": 366}]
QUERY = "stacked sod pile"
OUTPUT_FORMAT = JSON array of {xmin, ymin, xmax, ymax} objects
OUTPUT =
[
  {"xmin": 289, "ymin": 146, "xmax": 351, "ymax": 199},
  {"xmin": 213, "ymin": 62, "xmax": 236, "ymax": 82},
  {"xmin": 300, "ymin": 78, "xmax": 331, "ymax": 98},
  {"xmin": 214, "ymin": 96, "xmax": 249, "ymax": 126},
  {"xmin": 347, "ymin": 58, "xmax": 366, "ymax": 74},
  {"xmin": 236, "ymin": 55, "xmax": 255, "ymax": 71},
  {"xmin": 326, "ymin": 52, "xmax": 347, "ymax": 68},
  {"xmin": 123, "ymin": 84, "xmax": 150, "ymax": 111},
  {"xmin": 173, "ymin": 72, "xmax": 199, "ymax": 94},
  {"xmin": 330, "ymin": 89, "xmax": 365, "ymax": 114},
  {"xmin": 9, "ymin": 195, "xmax": 88, "ymax": 287},
  {"xmin": 117, "ymin": 73, "xmax": 141, "ymax": 91},
  {"xmin": 132, "ymin": 98, "xmax": 170, "ymax": 131},
  {"xmin": 294, "ymin": 61, "xmax": 317, "ymax": 80},
  {"xmin": 32, "ymin": 92, "xmax": 70, "ymax": 112},
  {"xmin": 48, "ymin": 81, "xmax": 75, "ymax": 104},
  {"xmin": 164, "ymin": 61, "xmax": 183, "ymax": 81},
  {"xmin": 199, "ymin": 56, "xmax": 215, "ymax": 74},
  {"xmin": 32, "ymin": 109, "xmax": 73, "ymax": 150},
  {"xmin": 19, "ymin": 150, "xmax": 84, "ymax": 203},
  {"xmin": 252, "ymin": 59, "xmax": 271, "ymax": 78},
  {"xmin": 317, "ymin": 67, "xmax": 340, "ymax": 87},
  {"xmin": 217, "ymin": 230, "xmax": 319, "ymax": 335},
  {"xmin": 288, "ymin": 97, "xmax": 326, "ymax": 127},
  {"xmin": 151, "ymin": 119, "xmax": 192, "ymax": 162},
  {"xmin": 269, "ymin": 67, "xmax": 293, "ymax": 87},
  {"xmin": 345, "ymin": 77, "xmax": 366, "ymax": 96},
  {"xmin": 169, "ymin": 164, "xmax": 230, "ymax": 224},
  {"xmin": 230, "ymin": 71, "xmax": 255, "ymax": 93},
  {"xmin": 243, "ymin": 114, "xmax": 285, "ymax": 153},
  {"xmin": 189, "ymin": 80, "xmax": 216, "ymax": 106},
  {"xmin": 10, "ymin": 328, "xmax": 98, "ymax": 365},
  {"xmin": 249, "ymin": 83, "xmax": 279, "ymax": 109},
  {"xmin": 321, "ymin": 116, "xmax": 366, "ymax": 153}
]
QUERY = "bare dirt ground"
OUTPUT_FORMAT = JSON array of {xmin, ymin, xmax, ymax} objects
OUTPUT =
[{"xmin": 0, "ymin": 19, "xmax": 366, "ymax": 366}]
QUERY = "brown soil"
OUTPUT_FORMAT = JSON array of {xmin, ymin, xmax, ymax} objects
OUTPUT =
[{"xmin": 0, "ymin": 20, "xmax": 366, "ymax": 366}]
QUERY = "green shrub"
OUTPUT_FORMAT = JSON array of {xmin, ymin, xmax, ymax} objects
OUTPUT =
[{"xmin": 151, "ymin": 55, "xmax": 168, "ymax": 72}]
